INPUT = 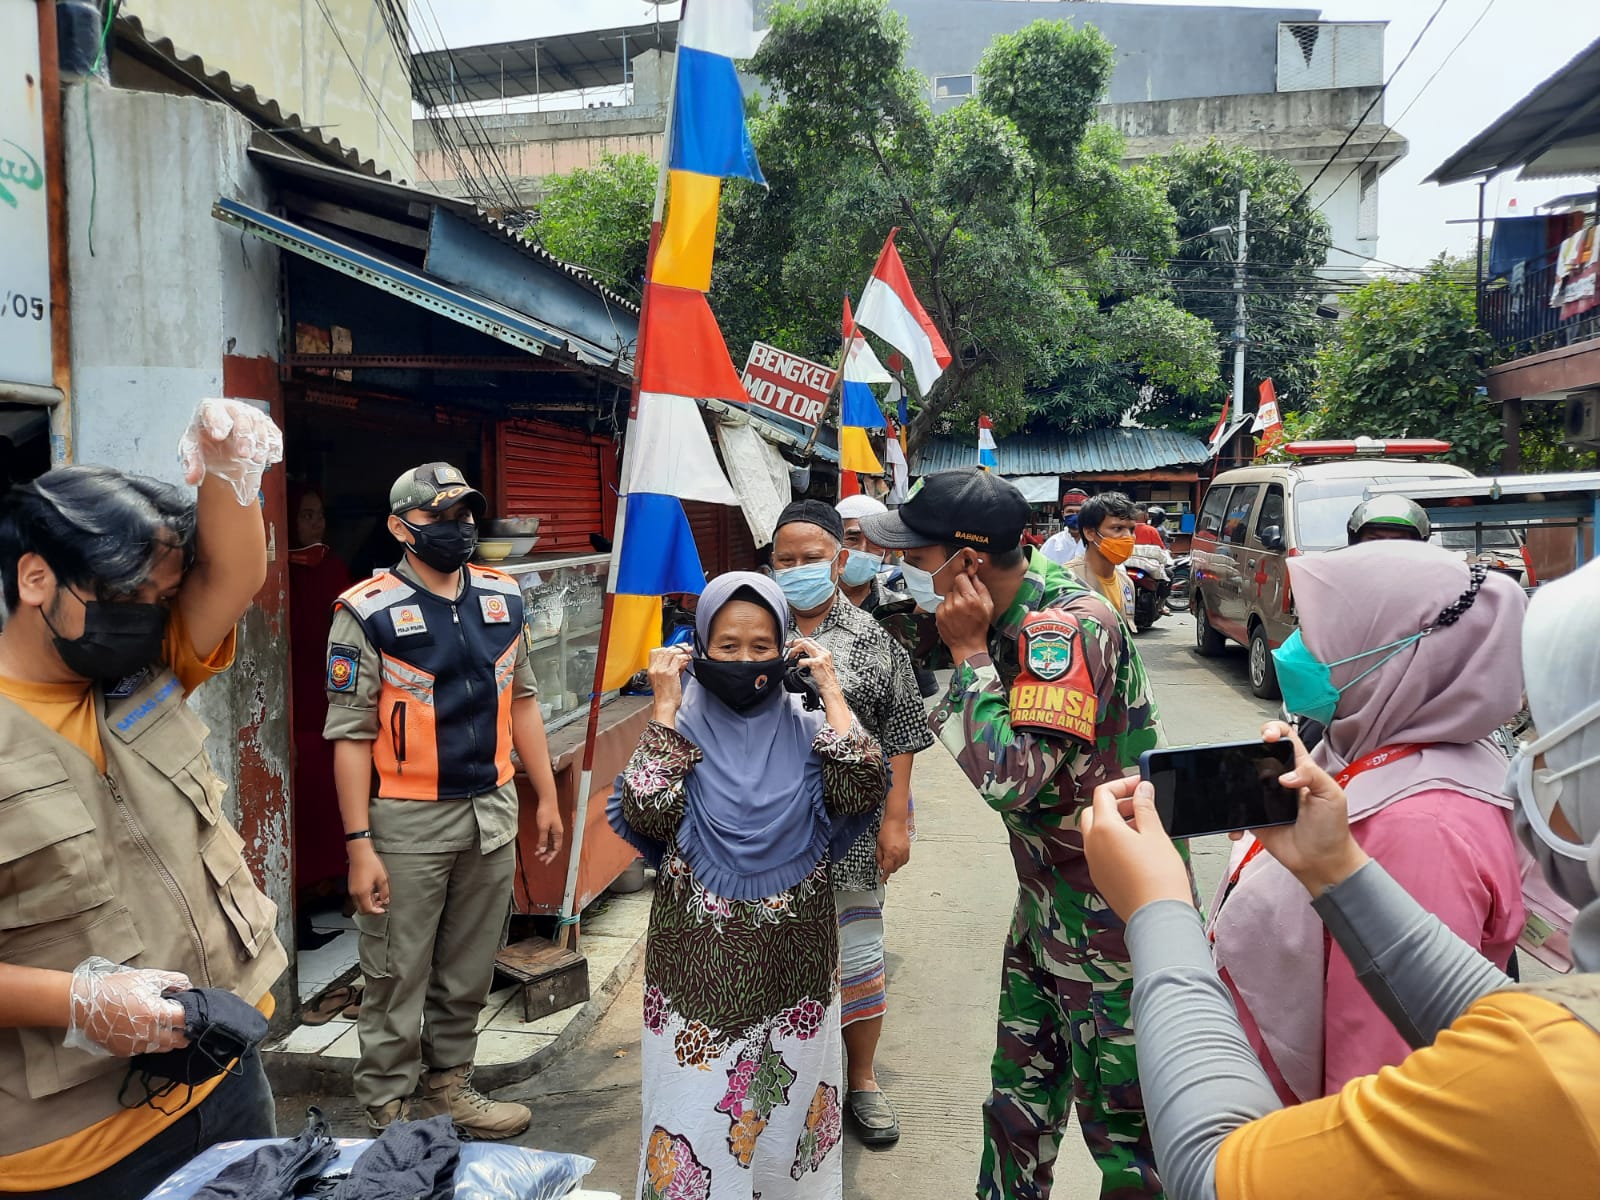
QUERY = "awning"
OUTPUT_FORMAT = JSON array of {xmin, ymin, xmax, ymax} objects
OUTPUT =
[
  {"xmin": 914, "ymin": 427, "xmax": 1210, "ymax": 475},
  {"xmin": 212, "ymin": 198, "xmax": 622, "ymax": 372},
  {"xmin": 1426, "ymin": 35, "xmax": 1600, "ymax": 184},
  {"xmin": 1007, "ymin": 475, "xmax": 1061, "ymax": 504}
]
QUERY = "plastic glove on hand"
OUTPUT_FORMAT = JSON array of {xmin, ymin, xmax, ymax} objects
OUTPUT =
[
  {"xmin": 65, "ymin": 956, "xmax": 191, "ymax": 1057},
  {"xmin": 179, "ymin": 398, "xmax": 284, "ymax": 506}
]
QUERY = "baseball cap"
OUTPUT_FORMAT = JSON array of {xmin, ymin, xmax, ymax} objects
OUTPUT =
[
  {"xmin": 389, "ymin": 462, "xmax": 488, "ymax": 519},
  {"xmin": 858, "ymin": 469, "xmax": 1032, "ymax": 554}
]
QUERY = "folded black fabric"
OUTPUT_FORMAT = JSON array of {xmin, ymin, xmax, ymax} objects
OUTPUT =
[
  {"xmin": 123, "ymin": 986, "xmax": 271, "ymax": 1111},
  {"xmin": 334, "ymin": 1114, "xmax": 461, "ymax": 1200},
  {"xmin": 190, "ymin": 1107, "xmax": 339, "ymax": 1200}
]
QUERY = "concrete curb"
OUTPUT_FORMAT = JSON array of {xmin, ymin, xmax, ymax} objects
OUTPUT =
[{"xmin": 262, "ymin": 933, "xmax": 647, "ymax": 1097}]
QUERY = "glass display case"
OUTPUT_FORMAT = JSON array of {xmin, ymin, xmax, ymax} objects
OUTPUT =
[{"xmin": 502, "ymin": 552, "xmax": 614, "ymax": 732}]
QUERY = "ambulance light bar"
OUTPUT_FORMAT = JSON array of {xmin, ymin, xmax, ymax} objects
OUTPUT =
[{"xmin": 1283, "ymin": 438, "xmax": 1452, "ymax": 460}]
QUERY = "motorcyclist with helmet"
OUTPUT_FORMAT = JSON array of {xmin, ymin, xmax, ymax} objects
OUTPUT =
[{"xmin": 1347, "ymin": 496, "xmax": 1431, "ymax": 544}]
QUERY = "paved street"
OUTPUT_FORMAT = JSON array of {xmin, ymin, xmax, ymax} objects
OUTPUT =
[
  {"xmin": 507, "ymin": 613, "xmax": 1276, "ymax": 1197},
  {"xmin": 277, "ymin": 611, "xmax": 1281, "ymax": 1196}
]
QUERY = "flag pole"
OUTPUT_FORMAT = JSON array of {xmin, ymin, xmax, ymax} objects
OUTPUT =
[{"xmin": 556, "ymin": 8, "xmax": 685, "ymax": 948}]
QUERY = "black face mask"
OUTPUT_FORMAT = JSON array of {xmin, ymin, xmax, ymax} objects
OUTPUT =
[
  {"xmin": 44, "ymin": 594, "xmax": 168, "ymax": 681},
  {"xmin": 120, "ymin": 986, "xmax": 270, "ymax": 1113},
  {"xmin": 402, "ymin": 518, "xmax": 478, "ymax": 573},
  {"xmin": 691, "ymin": 655, "xmax": 823, "ymax": 714}
]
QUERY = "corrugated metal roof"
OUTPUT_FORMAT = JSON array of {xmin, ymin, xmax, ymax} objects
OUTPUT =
[
  {"xmin": 115, "ymin": 14, "xmax": 394, "ymax": 181},
  {"xmin": 912, "ymin": 427, "xmax": 1211, "ymax": 475},
  {"xmin": 248, "ymin": 146, "xmax": 640, "ymax": 315},
  {"xmin": 1426, "ymin": 35, "xmax": 1600, "ymax": 184}
]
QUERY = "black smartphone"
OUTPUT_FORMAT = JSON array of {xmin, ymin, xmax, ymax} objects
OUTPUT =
[{"xmin": 1138, "ymin": 740, "xmax": 1299, "ymax": 839}]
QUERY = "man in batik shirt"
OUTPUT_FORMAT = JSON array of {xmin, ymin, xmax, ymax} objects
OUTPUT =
[
  {"xmin": 769, "ymin": 499, "xmax": 936, "ymax": 1146},
  {"xmin": 862, "ymin": 470, "xmax": 1181, "ymax": 1200}
]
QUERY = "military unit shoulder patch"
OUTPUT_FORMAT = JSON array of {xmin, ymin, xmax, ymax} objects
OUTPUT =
[{"xmin": 1010, "ymin": 611, "xmax": 1097, "ymax": 744}]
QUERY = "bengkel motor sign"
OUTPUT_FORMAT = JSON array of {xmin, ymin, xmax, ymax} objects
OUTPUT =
[{"xmin": 740, "ymin": 342, "xmax": 836, "ymax": 429}]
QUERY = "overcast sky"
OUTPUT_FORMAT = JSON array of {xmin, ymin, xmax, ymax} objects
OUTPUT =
[{"xmin": 429, "ymin": 0, "xmax": 1599, "ymax": 269}]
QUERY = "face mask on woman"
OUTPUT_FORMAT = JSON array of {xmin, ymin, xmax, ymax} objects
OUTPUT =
[
  {"xmin": 692, "ymin": 655, "xmax": 788, "ymax": 713},
  {"xmin": 1271, "ymin": 628, "xmax": 1425, "ymax": 727},
  {"xmin": 840, "ymin": 550, "xmax": 883, "ymax": 587},
  {"xmin": 1508, "ymin": 696, "xmax": 1600, "ymax": 909}
]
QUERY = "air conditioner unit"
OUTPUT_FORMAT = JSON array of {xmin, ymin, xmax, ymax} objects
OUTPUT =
[{"xmin": 1563, "ymin": 391, "xmax": 1600, "ymax": 448}]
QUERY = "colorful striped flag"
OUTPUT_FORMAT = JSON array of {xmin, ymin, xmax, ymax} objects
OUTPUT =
[
  {"xmin": 840, "ymin": 296, "xmax": 888, "ymax": 431},
  {"xmin": 838, "ymin": 296, "xmax": 885, "ymax": 476},
  {"xmin": 602, "ymin": 1, "xmax": 763, "ymax": 690},
  {"xmin": 977, "ymin": 415, "xmax": 998, "ymax": 471}
]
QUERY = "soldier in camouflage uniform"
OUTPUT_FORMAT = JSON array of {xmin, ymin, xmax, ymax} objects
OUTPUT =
[{"xmin": 862, "ymin": 469, "xmax": 1183, "ymax": 1200}]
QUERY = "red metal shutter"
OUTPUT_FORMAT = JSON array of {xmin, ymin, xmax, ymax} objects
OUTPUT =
[
  {"xmin": 727, "ymin": 506, "xmax": 758, "ymax": 573},
  {"xmin": 684, "ymin": 500, "xmax": 725, "ymax": 578},
  {"xmin": 497, "ymin": 420, "xmax": 608, "ymax": 555}
]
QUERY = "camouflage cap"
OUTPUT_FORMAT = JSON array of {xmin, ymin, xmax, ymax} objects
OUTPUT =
[{"xmin": 388, "ymin": 462, "xmax": 488, "ymax": 518}]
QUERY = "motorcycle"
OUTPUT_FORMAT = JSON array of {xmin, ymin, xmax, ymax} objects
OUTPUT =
[
  {"xmin": 1168, "ymin": 554, "xmax": 1191, "ymax": 611},
  {"xmin": 1125, "ymin": 563, "xmax": 1172, "ymax": 632}
]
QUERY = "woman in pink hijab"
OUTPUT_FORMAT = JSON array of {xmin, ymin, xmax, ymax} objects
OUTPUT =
[{"xmin": 1208, "ymin": 540, "xmax": 1527, "ymax": 1103}]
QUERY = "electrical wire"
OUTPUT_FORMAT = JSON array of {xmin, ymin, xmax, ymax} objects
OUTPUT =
[
  {"xmin": 1308, "ymin": 0, "xmax": 1499, "ymax": 222},
  {"xmin": 1287, "ymin": 0, "xmax": 1452, "ymax": 211},
  {"xmin": 308, "ymin": 0, "xmax": 431, "ymax": 181}
]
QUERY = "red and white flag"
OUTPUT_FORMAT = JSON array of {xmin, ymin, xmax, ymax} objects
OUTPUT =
[
  {"xmin": 854, "ymin": 229, "xmax": 952, "ymax": 396},
  {"xmin": 1253, "ymin": 378, "xmax": 1285, "ymax": 457}
]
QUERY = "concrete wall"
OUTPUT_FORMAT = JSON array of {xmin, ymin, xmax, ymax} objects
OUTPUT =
[
  {"xmin": 63, "ymin": 83, "xmax": 296, "ymax": 1014},
  {"xmin": 414, "ymin": 105, "xmax": 665, "ymax": 203},
  {"xmin": 122, "ymin": 0, "xmax": 413, "ymax": 180},
  {"xmin": 888, "ymin": 0, "xmax": 1320, "ymax": 108},
  {"xmin": 1102, "ymin": 86, "xmax": 1405, "ymax": 278}
]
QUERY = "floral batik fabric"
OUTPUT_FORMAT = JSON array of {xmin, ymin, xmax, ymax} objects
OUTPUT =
[{"xmin": 621, "ymin": 718, "xmax": 882, "ymax": 1200}]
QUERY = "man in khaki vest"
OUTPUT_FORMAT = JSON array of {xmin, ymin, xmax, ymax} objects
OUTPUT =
[
  {"xmin": 0, "ymin": 399, "xmax": 287, "ymax": 1198},
  {"xmin": 326, "ymin": 463, "xmax": 563, "ymax": 1137}
]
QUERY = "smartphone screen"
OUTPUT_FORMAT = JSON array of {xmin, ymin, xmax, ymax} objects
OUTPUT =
[{"xmin": 1138, "ymin": 740, "xmax": 1299, "ymax": 839}]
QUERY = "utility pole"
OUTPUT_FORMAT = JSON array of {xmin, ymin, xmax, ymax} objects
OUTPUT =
[{"xmin": 1231, "ymin": 188, "xmax": 1250, "ymax": 424}]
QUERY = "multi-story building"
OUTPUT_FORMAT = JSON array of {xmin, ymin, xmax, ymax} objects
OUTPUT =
[{"xmin": 414, "ymin": 3, "xmax": 1406, "ymax": 278}]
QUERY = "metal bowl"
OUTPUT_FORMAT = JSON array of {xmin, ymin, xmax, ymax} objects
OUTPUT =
[{"xmin": 488, "ymin": 517, "xmax": 542, "ymax": 537}]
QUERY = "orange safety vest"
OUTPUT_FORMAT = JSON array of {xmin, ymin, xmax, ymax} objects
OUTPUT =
[{"xmin": 333, "ymin": 565, "xmax": 524, "ymax": 800}]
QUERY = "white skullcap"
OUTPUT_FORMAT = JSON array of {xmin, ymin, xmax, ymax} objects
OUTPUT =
[{"xmin": 836, "ymin": 495, "xmax": 888, "ymax": 519}]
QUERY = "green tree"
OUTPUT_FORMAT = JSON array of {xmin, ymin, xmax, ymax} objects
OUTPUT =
[
  {"xmin": 721, "ymin": 0, "xmax": 1217, "ymax": 450},
  {"xmin": 529, "ymin": 152, "xmax": 654, "ymax": 298},
  {"xmin": 1308, "ymin": 256, "xmax": 1591, "ymax": 472},
  {"xmin": 1309, "ymin": 257, "xmax": 1500, "ymax": 469},
  {"xmin": 1149, "ymin": 140, "xmax": 1334, "ymax": 430}
]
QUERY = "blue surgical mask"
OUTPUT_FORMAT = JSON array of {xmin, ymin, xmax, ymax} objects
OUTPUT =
[
  {"xmin": 899, "ymin": 550, "xmax": 960, "ymax": 614},
  {"xmin": 1271, "ymin": 628, "xmax": 1424, "ymax": 727},
  {"xmin": 773, "ymin": 556, "xmax": 839, "ymax": 612},
  {"xmin": 841, "ymin": 550, "xmax": 884, "ymax": 587}
]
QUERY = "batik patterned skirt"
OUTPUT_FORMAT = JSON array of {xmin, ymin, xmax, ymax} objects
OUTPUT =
[{"xmin": 634, "ymin": 852, "xmax": 845, "ymax": 1200}]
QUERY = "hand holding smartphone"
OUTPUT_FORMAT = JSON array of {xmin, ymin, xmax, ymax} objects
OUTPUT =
[{"xmin": 1138, "ymin": 739, "xmax": 1299, "ymax": 839}]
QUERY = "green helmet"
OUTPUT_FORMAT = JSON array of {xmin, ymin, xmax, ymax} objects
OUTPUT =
[{"xmin": 1347, "ymin": 495, "xmax": 1431, "ymax": 545}]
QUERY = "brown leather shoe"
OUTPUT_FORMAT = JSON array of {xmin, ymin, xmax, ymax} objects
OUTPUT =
[
  {"xmin": 365, "ymin": 1098, "xmax": 408, "ymax": 1133},
  {"xmin": 413, "ymin": 1064, "xmax": 531, "ymax": 1140}
]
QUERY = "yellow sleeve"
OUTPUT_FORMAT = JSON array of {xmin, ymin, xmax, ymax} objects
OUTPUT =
[
  {"xmin": 164, "ymin": 605, "xmax": 237, "ymax": 696},
  {"xmin": 1218, "ymin": 993, "xmax": 1600, "ymax": 1200}
]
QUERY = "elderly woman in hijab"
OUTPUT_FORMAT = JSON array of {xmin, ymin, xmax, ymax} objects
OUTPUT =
[
  {"xmin": 609, "ymin": 572, "xmax": 886, "ymax": 1200},
  {"xmin": 1077, "ymin": 556, "xmax": 1600, "ymax": 1200},
  {"xmin": 1208, "ymin": 541, "xmax": 1528, "ymax": 1102}
]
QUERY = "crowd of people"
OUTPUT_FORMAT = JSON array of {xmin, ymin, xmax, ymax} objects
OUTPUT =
[{"xmin": 1, "ymin": 401, "xmax": 1596, "ymax": 1200}]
